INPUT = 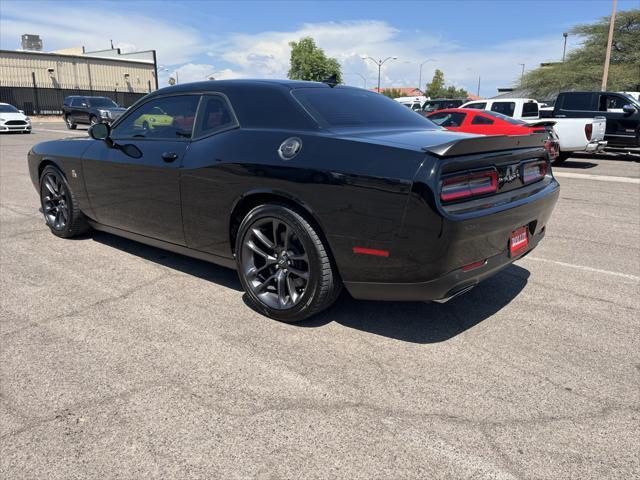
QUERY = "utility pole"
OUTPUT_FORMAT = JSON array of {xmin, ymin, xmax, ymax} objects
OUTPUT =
[
  {"xmin": 519, "ymin": 63, "xmax": 525, "ymax": 82},
  {"xmin": 418, "ymin": 59, "xmax": 435, "ymax": 93},
  {"xmin": 361, "ymin": 55, "xmax": 398, "ymax": 92},
  {"xmin": 562, "ymin": 32, "xmax": 568, "ymax": 62},
  {"xmin": 602, "ymin": 0, "xmax": 617, "ymax": 91},
  {"xmin": 477, "ymin": 76, "xmax": 481, "ymax": 97}
]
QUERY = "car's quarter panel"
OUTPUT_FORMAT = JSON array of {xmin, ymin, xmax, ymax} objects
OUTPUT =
[
  {"xmin": 179, "ymin": 128, "xmax": 423, "ymax": 279},
  {"xmin": 81, "ymin": 139, "xmax": 188, "ymax": 244}
]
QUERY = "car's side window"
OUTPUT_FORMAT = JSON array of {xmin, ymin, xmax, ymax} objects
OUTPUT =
[
  {"xmin": 71, "ymin": 98, "xmax": 85, "ymax": 107},
  {"xmin": 194, "ymin": 94, "xmax": 238, "ymax": 138},
  {"xmin": 471, "ymin": 115, "xmax": 494, "ymax": 125},
  {"xmin": 465, "ymin": 102, "xmax": 487, "ymax": 110},
  {"xmin": 490, "ymin": 102, "xmax": 516, "ymax": 117},
  {"xmin": 112, "ymin": 95, "xmax": 200, "ymax": 140}
]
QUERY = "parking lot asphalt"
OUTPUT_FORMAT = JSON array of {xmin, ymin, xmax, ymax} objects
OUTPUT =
[{"xmin": 1, "ymin": 123, "xmax": 639, "ymax": 479}]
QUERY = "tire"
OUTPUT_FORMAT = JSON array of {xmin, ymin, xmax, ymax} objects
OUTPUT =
[
  {"xmin": 89, "ymin": 115, "xmax": 98, "ymax": 126},
  {"xmin": 553, "ymin": 152, "xmax": 571, "ymax": 165},
  {"xmin": 235, "ymin": 204, "xmax": 341, "ymax": 322},
  {"xmin": 64, "ymin": 115, "xmax": 77, "ymax": 130},
  {"xmin": 39, "ymin": 165, "xmax": 89, "ymax": 238}
]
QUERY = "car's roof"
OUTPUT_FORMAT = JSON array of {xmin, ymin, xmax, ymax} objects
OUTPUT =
[
  {"xmin": 428, "ymin": 108, "xmax": 484, "ymax": 115},
  {"xmin": 148, "ymin": 79, "xmax": 343, "ymax": 97}
]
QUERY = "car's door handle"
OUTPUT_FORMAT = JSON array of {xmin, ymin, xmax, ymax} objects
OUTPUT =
[{"xmin": 162, "ymin": 152, "xmax": 179, "ymax": 162}]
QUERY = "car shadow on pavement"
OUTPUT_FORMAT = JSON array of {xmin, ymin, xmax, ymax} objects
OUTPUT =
[
  {"xmin": 299, "ymin": 265, "xmax": 530, "ymax": 343},
  {"xmin": 90, "ymin": 231, "xmax": 243, "ymax": 291},
  {"xmin": 554, "ymin": 160, "xmax": 598, "ymax": 169},
  {"xmin": 90, "ymin": 230, "xmax": 529, "ymax": 343}
]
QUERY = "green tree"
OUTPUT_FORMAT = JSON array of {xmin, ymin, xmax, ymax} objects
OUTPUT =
[
  {"xmin": 288, "ymin": 37, "xmax": 342, "ymax": 83},
  {"xmin": 425, "ymin": 69, "xmax": 469, "ymax": 98},
  {"xmin": 518, "ymin": 8, "xmax": 640, "ymax": 98},
  {"xmin": 380, "ymin": 88, "xmax": 407, "ymax": 99}
]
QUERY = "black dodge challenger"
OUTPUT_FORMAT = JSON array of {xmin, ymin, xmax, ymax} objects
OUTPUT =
[{"xmin": 28, "ymin": 80, "xmax": 559, "ymax": 321}]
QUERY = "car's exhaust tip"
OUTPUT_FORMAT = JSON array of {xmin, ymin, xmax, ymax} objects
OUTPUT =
[{"xmin": 432, "ymin": 284, "xmax": 475, "ymax": 304}]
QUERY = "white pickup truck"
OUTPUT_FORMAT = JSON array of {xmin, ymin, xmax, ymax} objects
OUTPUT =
[{"xmin": 460, "ymin": 98, "xmax": 607, "ymax": 162}]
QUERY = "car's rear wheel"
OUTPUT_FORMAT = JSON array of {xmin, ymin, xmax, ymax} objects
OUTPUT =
[
  {"xmin": 235, "ymin": 204, "xmax": 341, "ymax": 322},
  {"xmin": 64, "ymin": 115, "xmax": 77, "ymax": 130},
  {"xmin": 39, "ymin": 165, "xmax": 89, "ymax": 238}
]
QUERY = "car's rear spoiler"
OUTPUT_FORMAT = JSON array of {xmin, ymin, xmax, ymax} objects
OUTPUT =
[
  {"xmin": 525, "ymin": 120, "xmax": 557, "ymax": 128},
  {"xmin": 423, "ymin": 133, "xmax": 547, "ymax": 157}
]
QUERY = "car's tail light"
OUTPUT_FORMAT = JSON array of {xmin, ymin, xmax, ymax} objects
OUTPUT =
[
  {"xmin": 585, "ymin": 123, "xmax": 593, "ymax": 141},
  {"xmin": 440, "ymin": 169, "xmax": 498, "ymax": 202},
  {"xmin": 522, "ymin": 160, "xmax": 547, "ymax": 184}
]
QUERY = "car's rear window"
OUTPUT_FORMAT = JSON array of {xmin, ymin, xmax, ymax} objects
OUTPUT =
[
  {"xmin": 292, "ymin": 87, "xmax": 436, "ymax": 129},
  {"xmin": 483, "ymin": 110, "xmax": 526, "ymax": 125}
]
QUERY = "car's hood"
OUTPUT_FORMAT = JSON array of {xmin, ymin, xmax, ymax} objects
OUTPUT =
[{"xmin": 0, "ymin": 112, "xmax": 28, "ymax": 121}]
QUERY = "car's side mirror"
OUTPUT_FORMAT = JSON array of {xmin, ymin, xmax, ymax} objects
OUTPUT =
[
  {"xmin": 19, "ymin": 110, "xmax": 25, "ymax": 114},
  {"xmin": 622, "ymin": 104, "xmax": 637, "ymax": 114},
  {"xmin": 88, "ymin": 122, "xmax": 110, "ymax": 141}
]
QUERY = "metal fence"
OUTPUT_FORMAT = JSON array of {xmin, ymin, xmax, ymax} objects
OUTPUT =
[{"xmin": 0, "ymin": 85, "xmax": 149, "ymax": 115}]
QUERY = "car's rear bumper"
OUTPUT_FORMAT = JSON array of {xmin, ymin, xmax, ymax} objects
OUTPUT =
[
  {"xmin": 343, "ymin": 177, "xmax": 559, "ymax": 302},
  {"xmin": 585, "ymin": 140, "xmax": 607, "ymax": 152},
  {"xmin": 345, "ymin": 227, "xmax": 543, "ymax": 302}
]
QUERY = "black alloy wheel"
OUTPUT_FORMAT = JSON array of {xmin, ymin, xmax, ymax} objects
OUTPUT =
[
  {"xmin": 39, "ymin": 165, "xmax": 88, "ymax": 238},
  {"xmin": 236, "ymin": 204, "xmax": 341, "ymax": 322},
  {"xmin": 65, "ymin": 115, "xmax": 77, "ymax": 130}
]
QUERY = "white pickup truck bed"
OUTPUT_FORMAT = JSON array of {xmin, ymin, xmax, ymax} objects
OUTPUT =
[{"xmin": 544, "ymin": 116, "xmax": 607, "ymax": 160}]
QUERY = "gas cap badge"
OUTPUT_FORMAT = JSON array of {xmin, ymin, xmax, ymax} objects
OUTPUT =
[{"xmin": 278, "ymin": 137, "xmax": 302, "ymax": 160}]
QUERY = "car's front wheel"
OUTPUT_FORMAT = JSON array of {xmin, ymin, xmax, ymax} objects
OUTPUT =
[
  {"xmin": 64, "ymin": 115, "xmax": 77, "ymax": 130},
  {"xmin": 235, "ymin": 204, "xmax": 341, "ymax": 322},
  {"xmin": 40, "ymin": 165, "xmax": 89, "ymax": 238}
]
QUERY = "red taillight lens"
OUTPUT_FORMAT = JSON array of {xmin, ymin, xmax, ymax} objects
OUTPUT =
[
  {"xmin": 440, "ymin": 170, "xmax": 498, "ymax": 202},
  {"xmin": 522, "ymin": 160, "xmax": 548, "ymax": 184},
  {"xmin": 585, "ymin": 123, "xmax": 593, "ymax": 141}
]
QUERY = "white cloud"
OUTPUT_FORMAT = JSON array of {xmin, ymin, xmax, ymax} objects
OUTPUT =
[
  {"xmin": 0, "ymin": 4, "xmax": 582, "ymax": 97},
  {"xmin": 0, "ymin": 1, "xmax": 204, "ymax": 65},
  {"xmin": 204, "ymin": 20, "xmax": 578, "ymax": 96}
]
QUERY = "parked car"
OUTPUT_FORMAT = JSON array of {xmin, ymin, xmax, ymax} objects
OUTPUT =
[
  {"xmin": 461, "ymin": 98, "xmax": 541, "ymax": 119},
  {"xmin": 461, "ymin": 97, "xmax": 607, "ymax": 161},
  {"xmin": 421, "ymin": 98, "xmax": 466, "ymax": 113},
  {"xmin": 426, "ymin": 108, "xmax": 560, "ymax": 162},
  {"xmin": 0, "ymin": 103, "xmax": 31, "ymax": 133},
  {"xmin": 62, "ymin": 96, "xmax": 127, "ymax": 129},
  {"xmin": 29, "ymin": 80, "xmax": 559, "ymax": 322},
  {"xmin": 551, "ymin": 91, "xmax": 640, "ymax": 147},
  {"xmin": 395, "ymin": 96, "xmax": 427, "ymax": 110}
]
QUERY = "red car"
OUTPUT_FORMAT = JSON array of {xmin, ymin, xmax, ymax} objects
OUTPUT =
[{"xmin": 427, "ymin": 108, "xmax": 559, "ymax": 160}]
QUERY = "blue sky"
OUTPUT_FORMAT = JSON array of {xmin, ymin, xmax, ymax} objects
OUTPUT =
[{"xmin": 1, "ymin": 0, "xmax": 636, "ymax": 97}]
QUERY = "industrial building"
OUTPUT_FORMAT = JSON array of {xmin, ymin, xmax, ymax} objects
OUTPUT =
[{"xmin": 0, "ymin": 36, "xmax": 158, "ymax": 115}]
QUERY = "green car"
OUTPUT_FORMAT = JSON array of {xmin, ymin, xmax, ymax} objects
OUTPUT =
[{"xmin": 133, "ymin": 106, "xmax": 173, "ymax": 130}]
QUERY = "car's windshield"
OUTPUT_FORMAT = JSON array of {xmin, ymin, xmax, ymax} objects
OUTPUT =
[
  {"xmin": 621, "ymin": 93, "xmax": 640, "ymax": 107},
  {"xmin": 0, "ymin": 104, "xmax": 19, "ymax": 113},
  {"xmin": 292, "ymin": 87, "xmax": 437, "ymax": 129},
  {"xmin": 88, "ymin": 98, "xmax": 119, "ymax": 108}
]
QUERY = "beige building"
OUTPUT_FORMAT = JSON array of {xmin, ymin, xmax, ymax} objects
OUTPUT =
[{"xmin": 0, "ymin": 47, "xmax": 157, "ymax": 93}]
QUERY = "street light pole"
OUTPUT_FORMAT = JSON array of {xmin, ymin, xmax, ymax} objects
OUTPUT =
[
  {"xmin": 418, "ymin": 58, "xmax": 435, "ymax": 92},
  {"xmin": 602, "ymin": 0, "xmax": 617, "ymax": 91},
  {"xmin": 562, "ymin": 32, "xmax": 568, "ymax": 62},
  {"xmin": 477, "ymin": 76, "xmax": 481, "ymax": 97},
  {"xmin": 361, "ymin": 56, "xmax": 398, "ymax": 92},
  {"xmin": 518, "ymin": 63, "xmax": 525, "ymax": 82}
]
